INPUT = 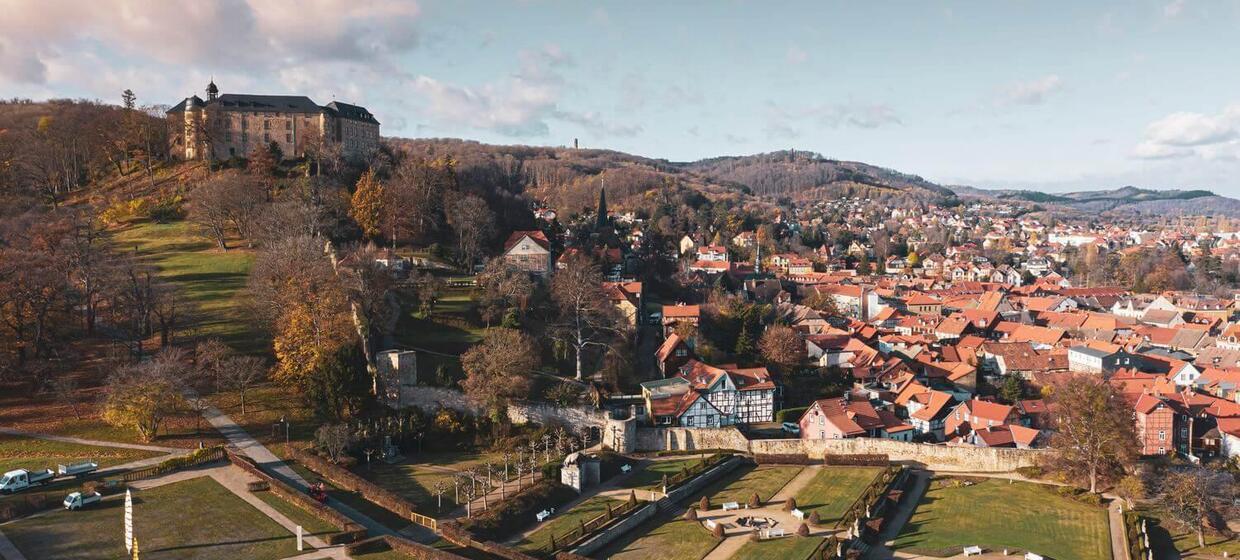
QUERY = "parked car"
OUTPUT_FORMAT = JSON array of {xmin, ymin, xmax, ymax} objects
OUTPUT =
[
  {"xmin": 0, "ymin": 469, "xmax": 55, "ymax": 494},
  {"xmin": 57, "ymin": 461, "xmax": 98, "ymax": 477},
  {"xmin": 781, "ymin": 422, "xmax": 801, "ymax": 435},
  {"xmin": 63, "ymin": 491, "xmax": 102, "ymax": 510}
]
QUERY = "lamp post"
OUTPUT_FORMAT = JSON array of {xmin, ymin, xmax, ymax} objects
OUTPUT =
[{"xmin": 279, "ymin": 416, "xmax": 290, "ymax": 446}]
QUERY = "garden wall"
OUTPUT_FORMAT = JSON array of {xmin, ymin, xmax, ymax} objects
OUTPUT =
[
  {"xmin": 618, "ymin": 424, "xmax": 1039, "ymax": 472},
  {"xmin": 401, "ymin": 386, "xmax": 608, "ymax": 429}
]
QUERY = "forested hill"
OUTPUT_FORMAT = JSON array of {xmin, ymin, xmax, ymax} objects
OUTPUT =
[
  {"xmin": 953, "ymin": 184, "xmax": 1240, "ymax": 217},
  {"xmin": 682, "ymin": 150, "xmax": 960, "ymax": 207}
]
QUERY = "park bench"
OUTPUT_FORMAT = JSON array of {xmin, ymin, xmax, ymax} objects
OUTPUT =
[
  {"xmin": 1024, "ymin": 553, "xmax": 1043, "ymax": 560},
  {"xmin": 620, "ymin": 464, "xmax": 632, "ymax": 473},
  {"xmin": 791, "ymin": 508, "xmax": 805, "ymax": 519},
  {"xmin": 536, "ymin": 508, "xmax": 555, "ymax": 522},
  {"xmin": 963, "ymin": 546, "xmax": 983, "ymax": 556},
  {"xmin": 764, "ymin": 528, "xmax": 785, "ymax": 538},
  {"xmin": 722, "ymin": 501, "xmax": 740, "ymax": 511}
]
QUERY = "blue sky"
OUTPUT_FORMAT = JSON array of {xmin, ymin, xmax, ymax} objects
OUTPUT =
[{"xmin": 3, "ymin": 1, "xmax": 1240, "ymax": 195}]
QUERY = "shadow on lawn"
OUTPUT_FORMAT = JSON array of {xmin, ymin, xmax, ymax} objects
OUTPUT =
[{"xmin": 147, "ymin": 534, "xmax": 290, "ymax": 553}]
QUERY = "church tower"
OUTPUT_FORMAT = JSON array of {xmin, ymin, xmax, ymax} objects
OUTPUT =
[
  {"xmin": 206, "ymin": 79, "xmax": 219, "ymax": 101},
  {"xmin": 595, "ymin": 184, "xmax": 608, "ymax": 230}
]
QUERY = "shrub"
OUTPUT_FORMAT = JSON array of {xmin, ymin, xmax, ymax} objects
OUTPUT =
[
  {"xmin": 247, "ymin": 480, "xmax": 270, "ymax": 492},
  {"xmin": 808, "ymin": 511, "xmax": 821, "ymax": 525},
  {"xmin": 774, "ymin": 407, "xmax": 809, "ymax": 424},
  {"xmin": 1016, "ymin": 465, "xmax": 1044, "ymax": 479},
  {"xmin": 684, "ymin": 507, "xmax": 698, "ymax": 521},
  {"xmin": 748, "ymin": 492, "xmax": 761, "ymax": 508},
  {"xmin": 699, "ymin": 496, "xmax": 710, "ymax": 511},
  {"xmin": 797, "ymin": 522, "xmax": 810, "ymax": 537},
  {"xmin": 783, "ymin": 497, "xmax": 797, "ymax": 512},
  {"xmin": 712, "ymin": 523, "xmax": 725, "ymax": 538}
]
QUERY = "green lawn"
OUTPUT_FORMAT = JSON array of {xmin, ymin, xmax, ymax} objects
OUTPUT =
[
  {"xmin": 796, "ymin": 466, "xmax": 882, "ymax": 525},
  {"xmin": 699, "ymin": 465, "xmax": 802, "ymax": 505},
  {"xmin": 4, "ymin": 476, "xmax": 305, "ymax": 560},
  {"xmin": 515, "ymin": 495, "xmax": 623, "ymax": 552},
  {"xmin": 732, "ymin": 535, "xmax": 824, "ymax": 560},
  {"xmin": 0, "ymin": 434, "xmax": 163, "ymax": 473},
  {"xmin": 287, "ymin": 461, "xmax": 413, "ymax": 533},
  {"xmin": 112, "ymin": 220, "xmax": 265, "ymax": 354},
  {"xmin": 617, "ymin": 459, "xmax": 704, "ymax": 490},
  {"xmin": 597, "ymin": 516, "xmax": 720, "ymax": 560},
  {"xmin": 393, "ymin": 288, "xmax": 483, "ymax": 384},
  {"xmin": 893, "ymin": 478, "xmax": 1111, "ymax": 560},
  {"xmin": 253, "ymin": 490, "xmax": 339, "ymax": 538}
]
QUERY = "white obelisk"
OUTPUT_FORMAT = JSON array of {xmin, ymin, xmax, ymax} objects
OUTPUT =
[{"xmin": 124, "ymin": 489, "xmax": 134, "ymax": 553}]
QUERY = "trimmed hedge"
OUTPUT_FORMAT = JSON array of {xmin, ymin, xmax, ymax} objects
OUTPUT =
[
  {"xmin": 457, "ymin": 480, "xmax": 577, "ymax": 542},
  {"xmin": 225, "ymin": 449, "xmax": 359, "ymax": 542},
  {"xmin": 774, "ymin": 407, "xmax": 809, "ymax": 424},
  {"xmin": 440, "ymin": 521, "xmax": 542, "ymax": 560},
  {"xmin": 290, "ymin": 445, "xmax": 435, "ymax": 530},
  {"xmin": 654, "ymin": 448, "xmax": 733, "ymax": 457},
  {"xmin": 119, "ymin": 445, "xmax": 226, "ymax": 482},
  {"xmin": 754, "ymin": 453, "xmax": 817, "ymax": 465},
  {"xmin": 823, "ymin": 453, "xmax": 888, "ymax": 466}
]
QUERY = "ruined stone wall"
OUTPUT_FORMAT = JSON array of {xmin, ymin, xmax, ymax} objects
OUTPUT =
[{"xmin": 400, "ymin": 387, "xmax": 608, "ymax": 429}]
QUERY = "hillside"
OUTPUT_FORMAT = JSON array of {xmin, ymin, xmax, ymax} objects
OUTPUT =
[{"xmin": 953, "ymin": 184, "xmax": 1240, "ymax": 217}]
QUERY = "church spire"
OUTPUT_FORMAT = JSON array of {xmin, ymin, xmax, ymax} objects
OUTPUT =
[{"xmin": 595, "ymin": 180, "xmax": 608, "ymax": 230}]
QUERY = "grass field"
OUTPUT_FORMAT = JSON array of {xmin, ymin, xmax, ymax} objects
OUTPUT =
[
  {"xmin": 0, "ymin": 434, "xmax": 163, "ymax": 473},
  {"xmin": 515, "ymin": 495, "xmax": 623, "ymax": 552},
  {"xmin": 617, "ymin": 458, "xmax": 704, "ymax": 490},
  {"xmin": 393, "ymin": 288, "xmax": 483, "ymax": 383},
  {"xmin": 597, "ymin": 515, "xmax": 720, "ymax": 560},
  {"xmin": 252, "ymin": 490, "xmax": 338, "ymax": 538},
  {"xmin": 206, "ymin": 384, "xmax": 316, "ymax": 449},
  {"xmin": 4, "ymin": 476, "xmax": 305, "ymax": 560},
  {"xmin": 112, "ymin": 220, "xmax": 265, "ymax": 355},
  {"xmin": 363, "ymin": 451, "xmax": 504, "ymax": 514},
  {"xmin": 796, "ymin": 466, "xmax": 882, "ymax": 525},
  {"xmin": 893, "ymin": 478, "xmax": 1111, "ymax": 560},
  {"xmin": 1139, "ymin": 506, "xmax": 1240, "ymax": 558},
  {"xmin": 732, "ymin": 535, "xmax": 824, "ymax": 560},
  {"xmin": 698, "ymin": 464, "xmax": 802, "ymax": 505},
  {"xmin": 287, "ymin": 461, "xmax": 413, "ymax": 533}
]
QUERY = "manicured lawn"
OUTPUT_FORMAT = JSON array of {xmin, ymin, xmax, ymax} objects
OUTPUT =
[
  {"xmin": 796, "ymin": 466, "xmax": 882, "ymax": 525},
  {"xmin": 617, "ymin": 458, "xmax": 703, "ymax": 490},
  {"xmin": 515, "ymin": 495, "xmax": 623, "ymax": 552},
  {"xmin": 112, "ymin": 220, "xmax": 265, "ymax": 355},
  {"xmin": 732, "ymin": 535, "xmax": 824, "ymax": 560},
  {"xmin": 207, "ymin": 384, "xmax": 316, "ymax": 449},
  {"xmin": 287, "ymin": 461, "xmax": 413, "ymax": 533},
  {"xmin": 893, "ymin": 478, "xmax": 1111, "ymax": 560},
  {"xmin": 5, "ymin": 476, "xmax": 305, "ymax": 560},
  {"xmin": 0, "ymin": 434, "xmax": 163, "ymax": 473},
  {"xmin": 252, "ymin": 490, "xmax": 338, "ymax": 538},
  {"xmin": 598, "ymin": 516, "xmax": 720, "ymax": 560},
  {"xmin": 699, "ymin": 465, "xmax": 802, "ymax": 505}
]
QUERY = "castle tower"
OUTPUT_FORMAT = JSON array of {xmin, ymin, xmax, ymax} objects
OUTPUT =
[{"xmin": 206, "ymin": 79, "xmax": 219, "ymax": 101}]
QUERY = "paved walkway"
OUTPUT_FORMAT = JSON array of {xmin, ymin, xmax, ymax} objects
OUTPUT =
[
  {"xmin": 0, "ymin": 528, "xmax": 27, "ymax": 560},
  {"xmin": 199, "ymin": 403, "xmax": 437, "ymax": 543},
  {"xmin": 699, "ymin": 466, "xmax": 831, "ymax": 560},
  {"xmin": 0, "ymin": 427, "xmax": 185, "ymax": 454}
]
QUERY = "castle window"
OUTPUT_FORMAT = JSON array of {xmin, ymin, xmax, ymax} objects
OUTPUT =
[
  {"xmin": 263, "ymin": 133, "xmax": 269, "ymax": 143},
  {"xmin": 285, "ymin": 133, "xmax": 292, "ymax": 143}
]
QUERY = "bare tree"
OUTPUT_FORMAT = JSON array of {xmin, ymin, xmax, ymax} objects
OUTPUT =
[
  {"xmin": 460, "ymin": 328, "xmax": 538, "ymax": 419},
  {"xmin": 551, "ymin": 254, "xmax": 624, "ymax": 380},
  {"xmin": 315, "ymin": 423, "xmax": 354, "ymax": 463},
  {"xmin": 219, "ymin": 356, "xmax": 267, "ymax": 416},
  {"xmin": 1045, "ymin": 375, "xmax": 1137, "ymax": 493},
  {"xmin": 1160, "ymin": 468, "xmax": 1235, "ymax": 548},
  {"xmin": 445, "ymin": 194, "xmax": 495, "ymax": 267}
]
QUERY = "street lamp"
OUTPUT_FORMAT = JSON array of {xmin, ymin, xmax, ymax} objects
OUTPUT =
[{"xmin": 278, "ymin": 416, "xmax": 290, "ymax": 446}]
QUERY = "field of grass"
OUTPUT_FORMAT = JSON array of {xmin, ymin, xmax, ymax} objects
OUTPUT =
[
  {"xmin": 732, "ymin": 535, "xmax": 824, "ymax": 560},
  {"xmin": 597, "ymin": 516, "xmax": 720, "ymax": 560},
  {"xmin": 393, "ymin": 288, "xmax": 482, "ymax": 383},
  {"xmin": 363, "ymin": 451, "xmax": 504, "ymax": 514},
  {"xmin": 515, "ymin": 495, "xmax": 623, "ymax": 552},
  {"xmin": 4, "ymin": 476, "xmax": 305, "ymax": 560},
  {"xmin": 699, "ymin": 465, "xmax": 802, "ymax": 505},
  {"xmin": 252, "ymin": 490, "xmax": 338, "ymax": 538},
  {"xmin": 893, "ymin": 478, "xmax": 1111, "ymax": 560},
  {"xmin": 111, "ymin": 220, "xmax": 265, "ymax": 355},
  {"xmin": 287, "ymin": 461, "xmax": 413, "ymax": 533},
  {"xmin": 1139, "ymin": 506, "xmax": 1240, "ymax": 558},
  {"xmin": 206, "ymin": 384, "xmax": 316, "ymax": 450},
  {"xmin": 0, "ymin": 434, "xmax": 163, "ymax": 473},
  {"xmin": 796, "ymin": 466, "xmax": 882, "ymax": 525},
  {"xmin": 617, "ymin": 458, "xmax": 704, "ymax": 490}
]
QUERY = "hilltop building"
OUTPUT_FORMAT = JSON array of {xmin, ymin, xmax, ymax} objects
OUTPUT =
[{"xmin": 167, "ymin": 80, "xmax": 380, "ymax": 161}]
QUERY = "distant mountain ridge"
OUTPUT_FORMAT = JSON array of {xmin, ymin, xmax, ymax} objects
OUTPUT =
[{"xmin": 951, "ymin": 184, "xmax": 1238, "ymax": 215}]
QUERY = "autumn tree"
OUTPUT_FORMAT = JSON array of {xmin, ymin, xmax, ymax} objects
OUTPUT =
[
  {"xmin": 551, "ymin": 254, "xmax": 624, "ymax": 380},
  {"xmin": 759, "ymin": 324, "xmax": 805, "ymax": 372},
  {"xmin": 1044, "ymin": 375, "xmax": 1137, "ymax": 493},
  {"xmin": 1159, "ymin": 468, "xmax": 1235, "ymax": 548},
  {"xmin": 460, "ymin": 328, "xmax": 538, "ymax": 420},
  {"xmin": 446, "ymin": 194, "xmax": 496, "ymax": 267},
  {"xmin": 188, "ymin": 171, "xmax": 265, "ymax": 248},
  {"xmin": 349, "ymin": 168, "xmax": 386, "ymax": 239},
  {"xmin": 101, "ymin": 349, "xmax": 187, "ymax": 442},
  {"xmin": 476, "ymin": 258, "xmax": 535, "ymax": 326}
]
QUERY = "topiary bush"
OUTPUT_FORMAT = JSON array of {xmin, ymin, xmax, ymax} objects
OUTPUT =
[
  {"xmin": 783, "ymin": 497, "xmax": 797, "ymax": 512},
  {"xmin": 699, "ymin": 495, "xmax": 710, "ymax": 511},
  {"xmin": 684, "ymin": 506, "xmax": 698, "ymax": 521},
  {"xmin": 797, "ymin": 522, "xmax": 810, "ymax": 537},
  {"xmin": 748, "ymin": 492, "xmax": 761, "ymax": 508}
]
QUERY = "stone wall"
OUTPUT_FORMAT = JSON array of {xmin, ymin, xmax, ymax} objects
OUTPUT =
[
  {"xmin": 568, "ymin": 502, "xmax": 658, "ymax": 557},
  {"xmin": 401, "ymin": 386, "xmax": 608, "ymax": 430},
  {"xmin": 617, "ymin": 425, "xmax": 1040, "ymax": 472}
]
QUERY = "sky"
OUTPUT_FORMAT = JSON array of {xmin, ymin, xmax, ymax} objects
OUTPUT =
[{"xmin": 3, "ymin": 0, "xmax": 1240, "ymax": 196}]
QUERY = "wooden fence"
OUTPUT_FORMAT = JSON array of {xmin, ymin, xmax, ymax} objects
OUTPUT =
[
  {"xmin": 536, "ymin": 496, "xmax": 644, "ymax": 556},
  {"xmin": 118, "ymin": 446, "xmax": 226, "ymax": 482}
]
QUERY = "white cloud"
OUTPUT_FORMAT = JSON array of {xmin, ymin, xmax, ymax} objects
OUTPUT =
[
  {"xmin": 1002, "ymin": 74, "xmax": 1064, "ymax": 106},
  {"xmin": 765, "ymin": 100, "xmax": 903, "ymax": 136},
  {"xmin": 786, "ymin": 46, "xmax": 808, "ymax": 65},
  {"xmin": 554, "ymin": 110, "xmax": 643, "ymax": 137},
  {"xmin": 1164, "ymin": 0, "xmax": 1187, "ymax": 18},
  {"xmin": 1133, "ymin": 104, "xmax": 1240, "ymax": 160}
]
